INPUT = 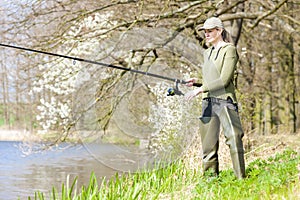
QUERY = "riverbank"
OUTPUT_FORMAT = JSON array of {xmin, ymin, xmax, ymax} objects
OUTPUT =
[
  {"xmin": 2, "ymin": 130, "xmax": 300, "ymax": 199},
  {"xmin": 0, "ymin": 129, "xmax": 40, "ymax": 142},
  {"xmin": 31, "ymin": 149, "xmax": 300, "ymax": 199},
  {"xmin": 0, "ymin": 129, "xmax": 101, "ymax": 143}
]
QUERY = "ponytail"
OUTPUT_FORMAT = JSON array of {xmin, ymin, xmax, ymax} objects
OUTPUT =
[{"xmin": 221, "ymin": 29, "xmax": 233, "ymax": 44}]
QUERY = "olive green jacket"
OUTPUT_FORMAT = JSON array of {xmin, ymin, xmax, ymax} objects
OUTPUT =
[{"xmin": 201, "ymin": 43, "xmax": 238, "ymax": 102}]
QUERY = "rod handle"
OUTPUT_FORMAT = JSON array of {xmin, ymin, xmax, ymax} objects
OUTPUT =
[
  {"xmin": 192, "ymin": 83, "xmax": 202, "ymax": 87},
  {"xmin": 181, "ymin": 80, "xmax": 202, "ymax": 87}
]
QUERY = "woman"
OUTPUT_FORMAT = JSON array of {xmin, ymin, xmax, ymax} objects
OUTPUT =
[{"xmin": 185, "ymin": 17, "xmax": 246, "ymax": 179}]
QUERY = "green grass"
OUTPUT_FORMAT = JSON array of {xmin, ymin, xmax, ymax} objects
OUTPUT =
[
  {"xmin": 29, "ymin": 149, "xmax": 300, "ymax": 200},
  {"xmin": 195, "ymin": 150, "xmax": 300, "ymax": 199}
]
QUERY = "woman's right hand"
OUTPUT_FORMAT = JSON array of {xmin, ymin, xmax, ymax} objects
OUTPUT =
[
  {"xmin": 185, "ymin": 78, "xmax": 196, "ymax": 87},
  {"xmin": 185, "ymin": 87, "xmax": 203, "ymax": 101}
]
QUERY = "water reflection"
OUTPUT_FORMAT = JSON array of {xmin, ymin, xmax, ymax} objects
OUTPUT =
[{"xmin": 0, "ymin": 141, "xmax": 148, "ymax": 199}]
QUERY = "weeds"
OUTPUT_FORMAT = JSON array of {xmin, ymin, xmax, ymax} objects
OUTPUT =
[{"xmin": 30, "ymin": 149, "xmax": 300, "ymax": 200}]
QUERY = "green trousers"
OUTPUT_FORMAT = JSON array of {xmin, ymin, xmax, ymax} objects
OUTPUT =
[{"xmin": 199, "ymin": 98, "xmax": 246, "ymax": 179}]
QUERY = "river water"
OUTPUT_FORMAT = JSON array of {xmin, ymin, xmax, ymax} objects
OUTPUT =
[{"xmin": 0, "ymin": 141, "xmax": 153, "ymax": 200}]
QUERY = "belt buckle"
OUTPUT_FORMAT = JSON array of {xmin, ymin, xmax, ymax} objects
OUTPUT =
[{"xmin": 204, "ymin": 97, "xmax": 212, "ymax": 102}]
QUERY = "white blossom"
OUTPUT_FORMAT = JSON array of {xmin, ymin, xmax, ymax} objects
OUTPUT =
[
  {"xmin": 32, "ymin": 11, "xmax": 116, "ymax": 134},
  {"xmin": 147, "ymin": 78, "xmax": 193, "ymax": 156}
]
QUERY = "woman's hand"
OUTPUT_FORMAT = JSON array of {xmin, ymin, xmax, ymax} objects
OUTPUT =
[
  {"xmin": 185, "ymin": 87, "xmax": 203, "ymax": 101},
  {"xmin": 185, "ymin": 78, "xmax": 197, "ymax": 87}
]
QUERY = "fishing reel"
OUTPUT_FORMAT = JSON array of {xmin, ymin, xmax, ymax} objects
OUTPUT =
[
  {"xmin": 167, "ymin": 80, "xmax": 202, "ymax": 96},
  {"xmin": 167, "ymin": 88, "xmax": 175, "ymax": 96},
  {"xmin": 167, "ymin": 82, "xmax": 184, "ymax": 96}
]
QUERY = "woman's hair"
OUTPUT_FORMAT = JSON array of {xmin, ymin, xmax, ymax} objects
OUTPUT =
[{"xmin": 221, "ymin": 29, "xmax": 233, "ymax": 44}]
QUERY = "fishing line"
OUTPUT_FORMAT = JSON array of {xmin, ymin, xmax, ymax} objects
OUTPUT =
[
  {"xmin": 1, "ymin": 41, "xmax": 202, "ymax": 172},
  {"xmin": 0, "ymin": 43, "xmax": 202, "ymax": 88}
]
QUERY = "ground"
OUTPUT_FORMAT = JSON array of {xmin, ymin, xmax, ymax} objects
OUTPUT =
[
  {"xmin": 184, "ymin": 130, "xmax": 300, "ymax": 172},
  {"xmin": 169, "ymin": 131, "xmax": 300, "ymax": 200},
  {"xmin": 243, "ymin": 132, "xmax": 300, "ymax": 165}
]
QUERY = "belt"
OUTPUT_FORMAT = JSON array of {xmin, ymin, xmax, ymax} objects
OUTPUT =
[{"xmin": 203, "ymin": 97, "xmax": 233, "ymax": 104}]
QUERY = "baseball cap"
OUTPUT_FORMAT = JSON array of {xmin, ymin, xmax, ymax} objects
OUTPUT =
[{"xmin": 199, "ymin": 17, "xmax": 224, "ymax": 30}]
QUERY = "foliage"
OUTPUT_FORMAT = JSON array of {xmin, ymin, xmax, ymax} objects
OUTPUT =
[
  {"xmin": 1, "ymin": 0, "xmax": 299, "ymax": 138},
  {"xmin": 30, "ymin": 149, "xmax": 300, "ymax": 200},
  {"xmin": 29, "ymin": 11, "xmax": 117, "ymax": 134},
  {"xmin": 147, "ymin": 80, "xmax": 197, "ymax": 156}
]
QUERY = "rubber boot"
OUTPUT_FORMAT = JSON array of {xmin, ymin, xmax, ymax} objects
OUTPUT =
[
  {"xmin": 203, "ymin": 161, "xmax": 219, "ymax": 177},
  {"xmin": 199, "ymin": 116, "xmax": 220, "ymax": 176},
  {"xmin": 230, "ymin": 151, "xmax": 246, "ymax": 179},
  {"xmin": 219, "ymin": 106, "xmax": 246, "ymax": 179}
]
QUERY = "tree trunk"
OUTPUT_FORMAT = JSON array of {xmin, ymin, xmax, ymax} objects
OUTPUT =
[
  {"xmin": 1, "ymin": 61, "xmax": 10, "ymax": 128},
  {"xmin": 287, "ymin": 36, "xmax": 296, "ymax": 133}
]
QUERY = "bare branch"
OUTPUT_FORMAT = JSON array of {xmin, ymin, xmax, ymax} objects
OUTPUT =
[
  {"xmin": 250, "ymin": 0, "xmax": 288, "ymax": 29},
  {"xmin": 215, "ymin": 0, "xmax": 249, "ymax": 16}
]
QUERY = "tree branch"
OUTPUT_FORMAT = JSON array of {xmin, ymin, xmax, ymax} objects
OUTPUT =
[
  {"xmin": 250, "ymin": 0, "xmax": 288, "ymax": 29},
  {"xmin": 215, "ymin": 0, "xmax": 249, "ymax": 16}
]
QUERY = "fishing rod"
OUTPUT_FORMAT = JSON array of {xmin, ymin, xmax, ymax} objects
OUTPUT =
[{"xmin": 0, "ymin": 43, "xmax": 202, "ymax": 95}]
